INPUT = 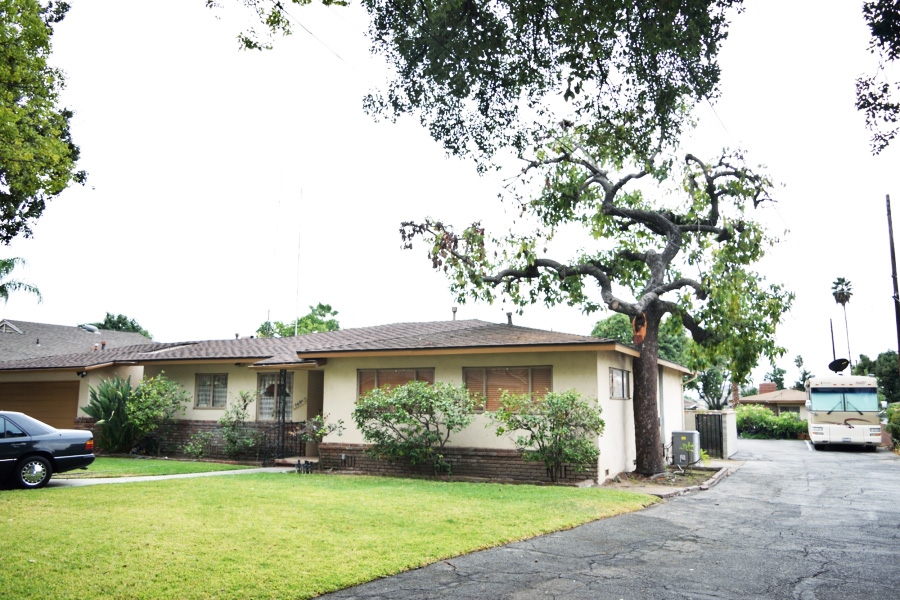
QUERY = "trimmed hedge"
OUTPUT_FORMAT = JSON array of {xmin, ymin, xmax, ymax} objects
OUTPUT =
[{"xmin": 736, "ymin": 405, "xmax": 807, "ymax": 439}]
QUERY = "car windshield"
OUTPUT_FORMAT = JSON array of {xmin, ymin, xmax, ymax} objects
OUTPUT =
[
  {"xmin": 3, "ymin": 413, "xmax": 56, "ymax": 436},
  {"xmin": 809, "ymin": 388, "xmax": 880, "ymax": 413}
]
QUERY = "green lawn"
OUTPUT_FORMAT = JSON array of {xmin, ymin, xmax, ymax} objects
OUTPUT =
[
  {"xmin": 55, "ymin": 457, "xmax": 251, "ymax": 478},
  {"xmin": 0, "ymin": 474, "xmax": 657, "ymax": 599}
]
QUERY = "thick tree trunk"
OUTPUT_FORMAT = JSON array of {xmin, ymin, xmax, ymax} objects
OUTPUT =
[{"xmin": 632, "ymin": 307, "xmax": 665, "ymax": 475}]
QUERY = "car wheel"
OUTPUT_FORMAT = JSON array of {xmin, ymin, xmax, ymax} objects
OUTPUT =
[{"xmin": 16, "ymin": 456, "xmax": 52, "ymax": 489}]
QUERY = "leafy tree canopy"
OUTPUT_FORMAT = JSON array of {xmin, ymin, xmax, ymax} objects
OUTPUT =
[
  {"xmin": 853, "ymin": 350, "xmax": 900, "ymax": 404},
  {"xmin": 685, "ymin": 365, "xmax": 732, "ymax": 410},
  {"xmin": 402, "ymin": 139, "xmax": 792, "ymax": 474},
  {"xmin": 256, "ymin": 302, "xmax": 340, "ymax": 337},
  {"xmin": 0, "ymin": 0, "xmax": 85, "ymax": 244},
  {"xmin": 857, "ymin": 0, "xmax": 900, "ymax": 153},
  {"xmin": 88, "ymin": 312, "xmax": 152, "ymax": 339},
  {"xmin": 0, "ymin": 257, "xmax": 41, "ymax": 303},
  {"xmin": 592, "ymin": 312, "xmax": 689, "ymax": 364},
  {"xmin": 763, "ymin": 363, "xmax": 787, "ymax": 390},
  {"xmin": 216, "ymin": 0, "xmax": 741, "ymax": 167}
]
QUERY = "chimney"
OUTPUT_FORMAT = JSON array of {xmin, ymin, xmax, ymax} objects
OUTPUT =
[
  {"xmin": 101, "ymin": 341, "xmax": 106, "ymax": 350},
  {"xmin": 758, "ymin": 382, "xmax": 777, "ymax": 395},
  {"xmin": 506, "ymin": 312, "xmax": 513, "ymax": 326},
  {"xmin": 452, "ymin": 307, "xmax": 457, "ymax": 321}
]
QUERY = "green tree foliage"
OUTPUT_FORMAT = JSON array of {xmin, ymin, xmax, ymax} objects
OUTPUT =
[
  {"xmin": 0, "ymin": 257, "xmax": 41, "ymax": 303},
  {"xmin": 402, "ymin": 143, "xmax": 792, "ymax": 475},
  {"xmin": 736, "ymin": 405, "xmax": 807, "ymax": 439},
  {"xmin": 792, "ymin": 355, "xmax": 813, "ymax": 391},
  {"xmin": 219, "ymin": 0, "xmax": 740, "ymax": 166},
  {"xmin": 857, "ymin": 0, "xmax": 900, "ymax": 153},
  {"xmin": 82, "ymin": 375, "xmax": 136, "ymax": 453},
  {"xmin": 89, "ymin": 312, "xmax": 152, "ymax": 339},
  {"xmin": 0, "ymin": 0, "xmax": 85, "ymax": 244},
  {"xmin": 352, "ymin": 380, "xmax": 476, "ymax": 475},
  {"xmin": 256, "ymin": 303, "xmax": 339, "ymax": 338},
  {"xmin": 853, "ymin": 350, "xmax": 900, "ymax": 404},
  {"xmin": 592, "ymin": 313, "xmax": 688, "ymax": 364},
  {"xmin": 764, "ymin": 363, "xmax": 787, "ymax": 390},
  {"xmin": 686, "ymin": 366, "xmax": 731, "ymax": 410},
  {"xmin": 490, "ymin": 390, "xmax": 604, "ymax": 483},
  {"xmin": 885, "ymin": 402, "xmax": 900, "ymax": 448},
  {"xmin": 128, "ymin": 372, "xmax": 190, "ymax": 456}
]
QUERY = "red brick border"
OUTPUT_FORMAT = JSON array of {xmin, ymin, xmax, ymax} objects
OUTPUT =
[{"xmin": 318, "ymin": 443, "xmax": 597, "ymax": 485}]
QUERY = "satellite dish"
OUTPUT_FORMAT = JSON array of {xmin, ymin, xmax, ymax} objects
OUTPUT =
[
  {"xmin": 81, "ymin": 324, "xmax": 99, "ymax": 333},
  {"xmin": 828, "ymin": 358, "xmax": 850, "ymax": 373}
]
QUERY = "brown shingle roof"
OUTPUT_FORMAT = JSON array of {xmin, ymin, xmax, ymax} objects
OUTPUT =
[
  {"xmin": 0, "ymin": 319, "xmax": 621, "ymax": 372},
  {"xmin": 0, "ymin": 319, "xmax": 152, "ymax": 361},
  {"xmin": 740, "ymin": 388, "xmax": 807, "ymax": 404}
]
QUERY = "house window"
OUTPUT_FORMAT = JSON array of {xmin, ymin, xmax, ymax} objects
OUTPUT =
[
  {"xmin": 610, "ymin": 368, "xmax": 630, "ymax": 399},
  {"xmin": 779, "ymin": 406, "xmax": 800, "ymax": 415},
  {"xmin": 257, "ymin": 372, "xmax": 294, "ymax": 421},
  {"xmin": 196, "ymin": 374, "xmax": 228, "ymax": 408},
  {"xmin": 357, "ymin": 368, "xmax": 434, "ymax": 397},
  {"xmin": 463, "ymin": 366, "xmax": 552, "ymax": 411}
]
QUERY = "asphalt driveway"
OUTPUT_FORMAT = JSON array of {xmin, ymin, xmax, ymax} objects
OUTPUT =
[{"xmin": 324, "ymin": 439, "xmax": 900, "ymax": 599}]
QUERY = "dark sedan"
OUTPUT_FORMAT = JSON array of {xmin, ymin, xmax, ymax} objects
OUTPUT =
[{"xmin": 0, "ymin": 411, "xmax": 95, "ymax": 489}]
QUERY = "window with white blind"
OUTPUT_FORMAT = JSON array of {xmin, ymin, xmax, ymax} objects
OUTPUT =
[
  {"xmin": 195, "ymin": 374, "xmax": 228, "ymax": 408},
  {"xmin": 357, "ymin": 368, "xmax": 434, "ymax": 397},
  {"xmin": 610, "ymin": 368, "xmax": 630, "ymax": 399},
  {"xmin": 257, "ymin": 372, "xmax": 294, "ymax": 421},
  {"xmin": 463, "ymin": 366, "xmax": 552, "ymax": 411}
]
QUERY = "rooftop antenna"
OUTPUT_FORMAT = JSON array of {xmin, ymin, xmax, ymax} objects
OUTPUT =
[{"xmin": 295, "ymin": 188, "xmax": 302, "ymax": 337}]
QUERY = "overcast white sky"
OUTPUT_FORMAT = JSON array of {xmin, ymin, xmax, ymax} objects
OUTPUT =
[{"xmin": 2, "ymin": 0, "xmax": 898, "ymax": 385}]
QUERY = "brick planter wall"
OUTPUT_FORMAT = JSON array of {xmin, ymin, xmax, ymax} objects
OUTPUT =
[
  {"xmin": 75, "ymin": 418, "xmax": 278, "ymax": 463},
  {"xmin": 318, "ymin": 443, "xmax": 597, "ymax": 485}
]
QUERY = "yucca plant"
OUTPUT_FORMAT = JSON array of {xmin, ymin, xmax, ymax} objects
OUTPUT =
[{"xmin": 83, "ymin": 375, "xmax": 136, "ymax": 453}]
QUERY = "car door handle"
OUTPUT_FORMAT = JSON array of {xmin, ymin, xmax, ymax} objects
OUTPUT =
[{"xmin": 10, "ymin": 443, "xmax": 26, "ymax": 447}]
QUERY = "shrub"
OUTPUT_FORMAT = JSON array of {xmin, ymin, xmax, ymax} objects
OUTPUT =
[
  {"xmin": 736, "ymin": 405, "xmax": 807, "ymax": 439},
  {"xmin": 183, "ymin": 431, "xmax": 215, "ymax": 460},
  {"xmin": 298, "ymin": 414, "xmax": 345, "ymax": 443},
  {"xmin": 353, "ymin": 381, "xmax": 476, "ymax": 475},
  {"xmin": 82, "ymin": 375, "xmax": 136, "ymax": 453},
  {"xmin": 218, "ymin": 391, "xmax": 263, "ymax": 459},
  {"xmin": 129, "ymin": 372, "xmax": 190, "ymax": 456},
  {"xmin": 885, "ymin": 403, "xmax": 900, "ymax": 448},
  {"xmin": 490, "ymin": 390, "xmax": 605, "ymax": 482}
]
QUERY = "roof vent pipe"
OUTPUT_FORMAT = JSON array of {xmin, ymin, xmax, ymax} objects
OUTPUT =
[
  {"xmin": 507, "ymin": 312, "xmax": 513, "ymax": 326},
  {"xmin": 452, "ymin": 307, "xmax": 457, "ymax": 321}
]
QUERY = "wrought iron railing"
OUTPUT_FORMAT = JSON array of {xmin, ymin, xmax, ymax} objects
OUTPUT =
[{"xmin": 261, "ymin": 421, "xmax": 306, "ymax": 466}]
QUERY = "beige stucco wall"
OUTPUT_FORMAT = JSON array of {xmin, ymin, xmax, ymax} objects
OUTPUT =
[
  {"xmin": 142, "ymin": 364, "xmax": 313, "ymax": 422},
  {"xmin": 321, "ymin": 351, "xmax": 601, "ymax": 449}
]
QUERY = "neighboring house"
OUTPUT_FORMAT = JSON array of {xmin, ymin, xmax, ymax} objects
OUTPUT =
[
  {"xmin": 0, "ymin": 319, "xmax": 150, "ymax": 361},
  {"xmin": 740, "ymin": 382, "xmax": 809, "ymax": 420},
  {"xmin": 0, "ymin": 319, "xmax": 151, "ymax": 426},
  {"xmin": 0, "ymin": 319, "xmax": 689, "ymax": 484}
]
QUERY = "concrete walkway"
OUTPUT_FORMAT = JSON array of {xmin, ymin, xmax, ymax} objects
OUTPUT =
[{"xmin": 46, "ymin": 466, "xmax": 296, "ymax": 487}]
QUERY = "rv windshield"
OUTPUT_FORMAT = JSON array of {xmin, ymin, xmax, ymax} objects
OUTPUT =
[{"xmin": 809, "ymin": 388, "xmax": 879, "ymax": 413}]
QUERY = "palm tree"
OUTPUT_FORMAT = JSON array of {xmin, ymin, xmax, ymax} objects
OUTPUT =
[
  {"xmin": 0, "ymin": 258, "xmax": 41, "ymax": 304},
  {"xmin": 832, "ymin": 277, "xmax": 852, "ymax": 362}
]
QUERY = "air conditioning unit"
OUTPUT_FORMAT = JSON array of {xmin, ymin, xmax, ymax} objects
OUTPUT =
[{"xmin": 673, "ymin": 430, "xmax": 700, "ymax": 466}]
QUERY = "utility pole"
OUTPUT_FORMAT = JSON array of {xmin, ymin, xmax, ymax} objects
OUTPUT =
[{"xmin": 887, "ymin": 195, "xmax": 900, "ymax": 379}]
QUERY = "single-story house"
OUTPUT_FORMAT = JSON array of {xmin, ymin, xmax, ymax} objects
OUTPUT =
[
  {"xmin": 739, "ymin": 382, "xmax": 808, "ymax": 420},
  {"xmin": 0, "ymin": 319, "xmax": 689, "ymax": 484}
]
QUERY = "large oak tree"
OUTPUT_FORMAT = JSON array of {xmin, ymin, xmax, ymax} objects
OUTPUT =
[{"xmin": 401, "ymin": 135, "xmax": 792, "ymax": 474}]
